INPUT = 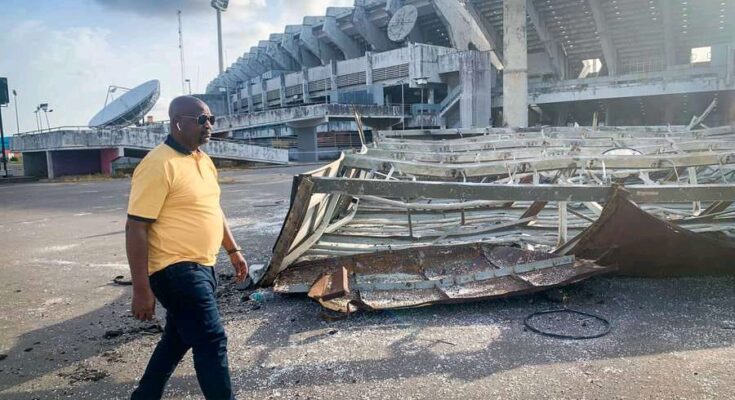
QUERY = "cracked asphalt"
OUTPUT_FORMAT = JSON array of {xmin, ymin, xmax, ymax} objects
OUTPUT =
[{"xmin": 1, "ymin": 165, "xmax": 734, "ymax": 399}]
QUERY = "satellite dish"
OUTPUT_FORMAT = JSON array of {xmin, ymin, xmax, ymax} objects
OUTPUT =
[
  {"xmin": 89, "ymin": 80, "xmax": 160, "ymax": 128},
  {"xmin": 387, "ymin": 5, "xmax": 419, "ymax": 42}
]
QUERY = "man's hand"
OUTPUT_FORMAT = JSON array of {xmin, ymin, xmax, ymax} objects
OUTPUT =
[
  {"xmin": 132, "ymin": 286, "xmax": 156, "ymax": 321},
  {"xmin": 229, "ymin": 252, "xmax": 249, "ymax": 283}
]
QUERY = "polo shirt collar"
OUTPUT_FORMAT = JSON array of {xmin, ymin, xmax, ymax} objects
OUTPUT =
[{"xmin": 165, "ymin": 135, "xmax": 193, "ymax": 155}]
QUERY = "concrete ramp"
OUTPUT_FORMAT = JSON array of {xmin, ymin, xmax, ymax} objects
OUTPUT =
[
  {"xmin": 12, "ymin": 126, "xmax": 289, "ymax": 164},
  {"xmin": 12, "ymin": 125, "xmax": 289, "ymax": 179}
]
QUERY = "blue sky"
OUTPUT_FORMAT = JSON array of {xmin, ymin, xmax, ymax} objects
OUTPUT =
[{"xmin": 0, "ymin": 0, "xmax": 351, "ymax": 135}]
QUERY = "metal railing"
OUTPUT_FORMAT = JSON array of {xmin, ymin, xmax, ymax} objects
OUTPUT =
[{"xmin": 15, "ymin": 121, "xmax": 171, "ymax": 137}]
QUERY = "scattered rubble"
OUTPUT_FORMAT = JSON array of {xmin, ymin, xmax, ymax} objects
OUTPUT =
[{"xmin": 58, "ymin": 365, "xmax": 109, "ymax": 384}]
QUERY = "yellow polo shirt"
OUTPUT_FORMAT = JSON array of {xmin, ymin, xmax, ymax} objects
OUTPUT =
[{"xmin": 127, "ymin": 135, "xmax": 224, "ymax": 275}]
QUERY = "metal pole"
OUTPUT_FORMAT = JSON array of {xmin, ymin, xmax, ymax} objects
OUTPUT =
[
  {"xmin": 34, "ymin": 109, "xmax": 40, "ymax": 131},
  {"xmin": 44, "ymin": 110, "xmax": 51, "ymax": 131},
  {"xmin": 178, "ymin": 10, "xmax": 186, "ymax": 95},
  {"xmin": 401, "ymin": 83, "xmax": 405, "ymax": 130},
  {"xmin": 420, "ymin": 86, "xmax": 424, "ymax": 130},
  {"xmin": 225, "ymin": 84, "xmax": 232, "ymax": 116},
  {"xmin": 217, "ymin": 9, "xmax": 224, "ymax": 74},
  {"xmin": 0, "ymin": 107, "xmax": 8, "ymax": 177},
  {"xmin": 12, "ymin": 90, "xmax": 19, "ymax": 134}
]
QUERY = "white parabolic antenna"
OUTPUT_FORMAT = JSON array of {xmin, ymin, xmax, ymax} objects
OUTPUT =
[{"xmin": 89, "ymin": 80, "xmax": 160, "ymax": 128}]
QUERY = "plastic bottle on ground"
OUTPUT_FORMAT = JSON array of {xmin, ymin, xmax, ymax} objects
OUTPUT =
[{"xmin": 249, "ymin": 289, "xmax": 276, "ymax": 302}]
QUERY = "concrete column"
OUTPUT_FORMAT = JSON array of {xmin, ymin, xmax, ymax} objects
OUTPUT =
[
  {"xmin": 301, "ymin": 18, "xmax": 339, "ymax": 64},
  {"xmin": 101, "ymin": 147, "xmax": 124, "ymax": 176},
  {"xmin": 352, "ymin": 7, "xmax": 396, "ymax": 52},
  {"xmin": 246, "ymin": 80, "xmax": 254, "ymax": 113},
  {"xmin": 45, "ymin": 151, "xmax": 54, "ymax": 180},
  {"xmin": 236, "ymin": 86, "xmax": 243, "ymax": 112},
  {"xmin": 365, "ymin": 51, "xmax": 374, "ymax": 85},
  {"xmin": 302, "ymin": 68, "xmax": 311, "ymax": 104},
  {"xmin": 433, "ymin": 0, "xmax": 503, "ymax": 69},
  {"xmin": 459, "ymin": 51, "xmax": 493, "ymax": 128},
  {"xmin": 279, "ymin": 74, "xmax": 287, "ymax": 108},
  {"xmin": 261, "ymin": 79, "xmax": 269, "ymax": 111},
  {"xmin": 295, "ymin": 126, "xmax": 319, "ymax": 162},
  {"xmin": 502, "ymin": 0, "xmax": 528, "ymax": 128},
  {"xmin": 324, "ymin": 15, "xmax": 362, "ymax": 59},
  {"xmin": 329, "ymin": 60, "xmax": 338, "ymax": 104}
]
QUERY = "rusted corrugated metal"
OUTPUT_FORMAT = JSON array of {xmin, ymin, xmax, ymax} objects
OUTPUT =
[{"xmin": 263, "ymin": 125, "xmax": 735, "ymax": 311}]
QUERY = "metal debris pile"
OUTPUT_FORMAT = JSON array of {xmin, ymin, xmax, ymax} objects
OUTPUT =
[{"xmin": 261, "ymin": 124, "xmax": 735, "ymax": 312}]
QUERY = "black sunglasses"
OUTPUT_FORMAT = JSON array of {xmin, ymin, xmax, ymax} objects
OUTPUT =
[{"xmin": 181, "ymin": 114, "xmax": 216, "ymax": 125}]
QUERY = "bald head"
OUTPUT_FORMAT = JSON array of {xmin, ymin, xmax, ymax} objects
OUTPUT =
[
  {"xmin": 169, "ymin": 96, "xmax": 207, "ymax": 121},
  {"xmin": 168, "ymin": 95, "xmax": 214, "ymax": 151}
]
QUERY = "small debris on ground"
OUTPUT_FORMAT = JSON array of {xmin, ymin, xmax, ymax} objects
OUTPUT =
[
  {"xmin": 58, "ymin": 365, "xmax": 109, "ymax": 384},
  {"xmin": 112, "ymin": 275, "xmax": 132, "ymax": 286},
  {"xmin": 103, "ymin": 330, "xmax": 123, "ymax": 339}
]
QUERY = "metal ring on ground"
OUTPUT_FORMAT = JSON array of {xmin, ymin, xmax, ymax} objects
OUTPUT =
[{"xmin": 524, "ymin": 309, "xmax": 611, "ymax": 340}]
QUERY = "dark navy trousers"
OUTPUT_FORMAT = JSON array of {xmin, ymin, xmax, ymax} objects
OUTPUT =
[{"xmin": 131, "ymin": 262, "xmax": 233, "ymax": 400}]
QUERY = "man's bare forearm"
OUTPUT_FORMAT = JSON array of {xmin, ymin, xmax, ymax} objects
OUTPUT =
[
  {"xmin": 221, "ymin": 215, "xmax": 239, "ymax": 253},
  {"xmin": 126, "ymin": 219, "xmax": 151, "ymax": 290}
]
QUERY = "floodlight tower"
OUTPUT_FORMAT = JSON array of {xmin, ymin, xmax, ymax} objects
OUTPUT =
[{"xmin": 211, "ymin": 0, "xmax": 229, "ymax": 74}]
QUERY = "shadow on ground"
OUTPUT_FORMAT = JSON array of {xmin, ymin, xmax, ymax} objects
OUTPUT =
[{"xmin": 3, "ymin": 273, "xmax": 735, "ymax": 399}]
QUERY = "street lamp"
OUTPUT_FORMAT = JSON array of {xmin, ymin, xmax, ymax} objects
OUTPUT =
[
  {"xmin": 0, "ymin": 78, "xmax": 9, "ymax": 177},
  {"xmin": 39, "ymin": 103, "xmax": 53, "ymax": 131},
  {"xmin": 185, "ymin": 79, "xmax": 192, "ymax": 95},
  {"xmin": 12, "ymin": 90, "xmax": 19, "ymax": 134},
  {"xmin": 211, "ymin": 0, "xmax": 229, "ymax": 74},
  {"xmin": 33, "ymin": 107, "xmax": 41, "ymax": 131}
]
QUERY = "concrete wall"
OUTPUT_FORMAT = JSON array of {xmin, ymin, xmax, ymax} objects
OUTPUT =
[
  {"xmin": 372, "ymin": 47, "xmax": 410, "ymax": 69},
  {"xmin": 51, "ymin": 149, "xmax": 102, "ymax": 177},
  {"xmin": 215, "ymin": 103, "xmax": 402, "ymax": 130},
  {"xmin": 12, "ymin": 126, "xmax": 289, "ymax": 164},
  {"xmin": 528, "ymin": 52, "xmax": 556, "ymax": 78},
  {"xmin": 194, "ymin": 94, "xmax": 228, "ymax": 117},
  {"xmin": 22, "ymin": 152, "xmax": 48, "ymax": 178},
  {"xmin": 337, "ymin": 56, "xmax": 367, "ymax": 75}
]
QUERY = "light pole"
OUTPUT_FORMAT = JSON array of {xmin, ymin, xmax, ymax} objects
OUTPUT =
[
  {"xmin": 0, "ymin": 77, "xmax": 7, "ymax": 177},
  {"xmin": 12, "ymin": 90, "xmax": 19, "ymax": 134},
  {"xmin": 211, "ymin": 1, "xmax": 229, "ymax": 74},
  {"xmin": 0, "ymin": 107, "xmax": 7, "ymax": 177},
  {"xmin": 34, "ymin": 107, "xmax": 41, "ymax": 131},
  {"xmin": 185, "ymin": 79, "xmax": 192, "ymax": 95},
  {"xmin": 45, "ymin": 109, "xmax": 53, "ymax": 131},
  {"xmin": 178, "ymin": 10, "xmax": 186, "ymax": 95},
  {"xmin": 38, "ymin": 103, "xmax": 51, "ymax": 130}
]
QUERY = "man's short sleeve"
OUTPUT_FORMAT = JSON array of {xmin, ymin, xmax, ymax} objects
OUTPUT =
[{"xmin": 127, "ymin": 157, "xmax": 171, "ymax": 222}]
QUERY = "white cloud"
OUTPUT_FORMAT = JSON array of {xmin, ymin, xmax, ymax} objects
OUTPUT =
[
  {"xmin": 0, "ymin": 0, "xmax": 356, "ymax": 134},
  {"xmin": 0, "ymin": 19, "xmax": 186, "ymax": 131}
]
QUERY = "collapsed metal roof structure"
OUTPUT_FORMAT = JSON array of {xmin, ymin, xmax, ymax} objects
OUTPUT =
[{"xmin": 262, "ymin": 121, "xmax": 735, "ymax": 312}]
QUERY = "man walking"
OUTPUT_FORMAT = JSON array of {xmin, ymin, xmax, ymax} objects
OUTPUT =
[{"xmin": 126, "ymin": 96, "xmax": 247, "ymax": 399}]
